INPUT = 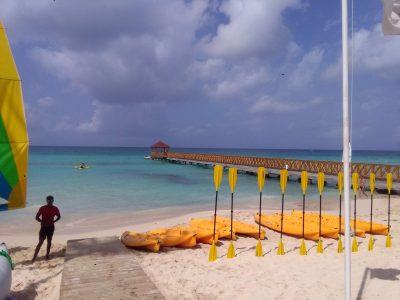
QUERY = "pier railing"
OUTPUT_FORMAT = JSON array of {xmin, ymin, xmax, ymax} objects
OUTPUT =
[{"xmin": 151, "ymin": 151, "xmax": 400, "ymax": 182}]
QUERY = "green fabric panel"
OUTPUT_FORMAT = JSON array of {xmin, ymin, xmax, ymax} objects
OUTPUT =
[{"xmin": 0, "ymin": 116, "xmax": 19, "ymax": 187}]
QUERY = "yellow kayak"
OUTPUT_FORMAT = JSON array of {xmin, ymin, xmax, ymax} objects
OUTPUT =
[
  {"xmin": 147, "ymin": 228, "xmax": 197, "ymax": 248},
  {"xmin": 289, "ymin": 211, "xmax": 366, "ymax": 237},
  {"xmin": 120, "ymin": 231, "xmax": 160, "ymax": 252},
  {"xmin": 216, "ymin": 216, "xmax": 266, "ymax": 239},
  {"xmin": 255, "ymin": 213, "xmax": 339, "ymax": 240},
  {"xmin": 189, "ymin": 219, "xmax": 237, "ymax": 240},
  {"xmin": 173, "ymin": 226, "xmax": 218, "ymax": 245}
]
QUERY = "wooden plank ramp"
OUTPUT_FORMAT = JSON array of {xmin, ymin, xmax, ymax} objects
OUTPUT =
[{"xmin": 59, "ymin": 236, "xmax": 164, "ymax": 300}]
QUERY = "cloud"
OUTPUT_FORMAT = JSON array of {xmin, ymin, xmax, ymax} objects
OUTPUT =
[
  {"xmin": 324, "ymin": 23, "xmax": 400, "ymax": 80},
  {"xmin": 37, "ymin": 96, "xmax": 54, "ymax": 108},
  {"xmin": 249, "ymin": 96, "xmax": 302, "ymax": 114},
  {"xmin": 288, "ymin": 48, "xmax": 325, "ymax": 89},
  {"xmin": 202, "ymin": 0, "xmax": 302, "ymax": 58}
]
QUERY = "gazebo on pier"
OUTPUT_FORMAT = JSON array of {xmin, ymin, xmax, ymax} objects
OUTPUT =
[{"xmin": 150, "ymin": 140, "xmax": 170, "ymax": 159}]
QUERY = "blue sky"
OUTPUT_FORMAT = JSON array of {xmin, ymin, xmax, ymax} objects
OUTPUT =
[{"xmin": 1, "ymin": 0, "xmax": 399, "ymax": 150}]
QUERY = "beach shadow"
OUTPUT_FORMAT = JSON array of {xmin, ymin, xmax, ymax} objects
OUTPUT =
[
  {"xmin": 323, "ymin": 242, "xmax": 334, "ymax": 251},
  {"xmin": 356, "ymin": 267, "xmax": 400, "ymax": 299},
  {"xmin": 17, "ymin": 247, "xmax": 66, "ymax": 267},
  {"xmin": 236, "ymin": 246, "xmax": 256, "ymax": 256},
  {"xmin": 8, "ymin": 246, "xmax": 30, "ymax": 255},
  {"xmin": 10, "ymin": 269, "xmax": 62, "ymax": 300},
  {"xmin": 285, "ymin": 246, "xmax": 300, "ymax": 254},
  {"xmin": 307, "ymin": 244, "xmax": 317, "ymax": 254},
  {"xmin": 264, "ymin": 247, "xmax": 277, "ymax": 256}
]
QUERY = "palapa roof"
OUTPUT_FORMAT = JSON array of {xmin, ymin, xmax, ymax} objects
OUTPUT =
[{"xmin": 150, "ymin": 140, "xmax": 170, "ymax": 149}]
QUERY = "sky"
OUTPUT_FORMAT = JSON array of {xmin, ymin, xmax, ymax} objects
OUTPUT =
[{"xmin": 1, "ymin": 0, "xmax": 399, "ymax": 150}]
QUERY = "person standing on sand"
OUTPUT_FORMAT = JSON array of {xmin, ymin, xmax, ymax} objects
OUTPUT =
[{"xmin": 32, "ymin": 195, "xmax": 61, "ymax": 262}]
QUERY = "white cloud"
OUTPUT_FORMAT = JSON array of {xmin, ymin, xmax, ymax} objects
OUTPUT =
[
  {"xmin": 202, "ymin": 0, "xmax": 302, "ymax": 58},
  {"xmin": 324, "ymin": 23, "xmax": 400, "ymax": 80},
  {"xmin": 288, "ymin": 48, "xmax": 324, "ymax": 89},
  {"xmin": 249, "ymin": 96, "xmax": 301, "ymax": 114},
  {"xmin": 37, "ymin": 96, "xmax": 54, "ymax": 108}
]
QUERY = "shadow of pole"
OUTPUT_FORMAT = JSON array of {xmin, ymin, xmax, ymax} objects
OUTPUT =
[{"xmin": 356, "ymin": 267, "xmax": 370, "ymax": 300}]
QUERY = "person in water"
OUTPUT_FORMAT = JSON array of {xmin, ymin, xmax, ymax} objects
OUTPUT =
[
  {"xmin": 32, "ymin": 195, "xmax": 61, "ymax": 262},
  {"xmin": 79, "ymin": 162, "xmax": 86, "ymax": 168}
]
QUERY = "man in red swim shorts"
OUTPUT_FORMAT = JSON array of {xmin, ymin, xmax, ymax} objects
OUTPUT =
[{"xmin": 32, "ymin": 195, "xmax": 61, "ymax": 261}]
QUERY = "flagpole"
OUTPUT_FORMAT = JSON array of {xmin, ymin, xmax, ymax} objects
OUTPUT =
[{"xmin": 341, "ymin": 0, "xmax": 351, "ymax": 299}]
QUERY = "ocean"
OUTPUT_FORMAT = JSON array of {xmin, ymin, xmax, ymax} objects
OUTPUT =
[{"xmin": 1, "ymin": 146, "xmax": 399, "ymax": 223}]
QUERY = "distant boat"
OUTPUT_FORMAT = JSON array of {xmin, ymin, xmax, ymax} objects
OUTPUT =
[{"xmin": 144, "ymin": 156, "xmax": 151, "ymax": 160}]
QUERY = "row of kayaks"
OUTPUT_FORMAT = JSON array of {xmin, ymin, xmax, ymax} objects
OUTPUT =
[
  {"xmin": 121, "ymin": 217, "xmax": 266, "ymax": 252},
  {"xmin": 254, "ymin": 211, "xmax": 388, "ymax": 241}
]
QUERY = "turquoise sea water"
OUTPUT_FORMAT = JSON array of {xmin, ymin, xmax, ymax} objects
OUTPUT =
[{"xmin": 1, "ymin": 146, "xmax": 399, "ymax": 222}]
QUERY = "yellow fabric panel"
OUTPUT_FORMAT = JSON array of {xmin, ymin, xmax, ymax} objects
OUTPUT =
[
  {"xmin": 0, "ymin": 21, "xmax": 20, "ymax": 81},
  {"xmin": 8, "ymin": 177, "xmax": 27, "ymax": 209}
]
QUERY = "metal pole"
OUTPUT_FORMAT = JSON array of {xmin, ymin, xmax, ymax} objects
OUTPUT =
[{"xmin": 341, "ymin": 0, "xmax": 351, "ymax": 299}]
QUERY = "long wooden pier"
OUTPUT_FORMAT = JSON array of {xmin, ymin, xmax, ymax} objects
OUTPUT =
[{"xmin": 151, "ymin": 151, "xmax": 400, "ymax": 193}]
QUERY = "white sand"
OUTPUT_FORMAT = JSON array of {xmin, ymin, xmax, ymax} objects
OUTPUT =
[{"xmin": 2, "ymin": 194, "xmax": 400, "ymax": 299}]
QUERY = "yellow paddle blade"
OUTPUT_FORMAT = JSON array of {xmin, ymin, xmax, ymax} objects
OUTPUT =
[
  {"xmin": 369, "ymin": 173, "xmax": 375, "ymax": 195},
  {"xmin": 214, "ymin": 165, "xmax": 223, "ymax": 191},
  {"xmin": 227, "ymin": 241, "xmax": 236, "ymax": 259},
  {"xmin": 257, "ymin": 167, "xmax": 266, "ymax": 192},
  {"xmin": 387, "ymin": 173, "xmax": 393, "ymax": 195},
  {"xmin": 317, "ymin": 238, "xmax": 324, "ymax": 254},
  {"xmin": 277, "ymin": 238, "xmax": 285, "ymax": 255},
  {"xmin": 337, "ymin": 237, "xmax": 343, "ymax": 253},
  {"xmin": 301, "ymin": 171, "xmax": 308, "ymax": 194},
  {"xmin": 352, "ymin": 173, "xmax": 359, "ymax": 196},
  {"xmin": 317, "ymin": 172, "xmax": 325, "ymax": 195},
  {"xmin": 386, "ymin": 233, "xmax": 392, "ymax": 248},
  {"xmin": 300, "ymin": 239, "xmax": 307, "ymax": 256},
  {"xmin": 368, "ymin": 236, "xmax": 374, "ymax": 251},
  {"xmin": 255, "ymin": 239, "xmax": 263, "ymax": 257},
  {"xmin": 208, "ymin": 241, "xmax": 217, "ymax": 262},
  {"xmin": 338, "ymin": 172, "xmax": 344, "ymax": 195},
  {"xmin": 228, "ymin": 168, "xmax": 238, "ymax": 193},
  {"xmin": 352, "ymin": 236, "xmax": 358, "ymax": 252},
  {"xmin": 280, "ymin": 169, "xmax": 288, "ymax": 194}
]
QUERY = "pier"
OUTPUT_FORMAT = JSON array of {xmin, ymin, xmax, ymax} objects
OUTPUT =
[{"xmin": 151, "ymin": 151, "xmax": 400, "ymax": 193}]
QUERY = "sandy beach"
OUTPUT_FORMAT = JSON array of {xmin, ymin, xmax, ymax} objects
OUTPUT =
[{"xmin": 2, "ymin": 194, "xmax": 399, "ymax": 299}]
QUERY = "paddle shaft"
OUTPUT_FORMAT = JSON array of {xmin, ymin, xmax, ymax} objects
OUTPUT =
[
  {"xmin": 339, "ymin": 194, "xmax": 342, "ymax": 235},
  {"xmin": 388, "ymin": 193, "xmax": 391, "ymax": 233},
  {"xmin": 258, "ymin": 192, "xmax": 262, "ymax": 238},
  {"xmin": 280, "ymin": 193, "xmax": 284, "ymax": 239},
  {"xmin": 213, "ymin": 191, "xmax": 218, "ymax": 241},
  {"xmin": 353, "ymin": 194, "xmax": 357, "ymax": 234},
  {"xmin": 302, "ymin": 194, "xmax": 305, "ymax": 239},
  {"xmin": 230, "ymin": 192, "xmax": 234, "ymax": 241},
  {"xmin": 319, "ymin": 194, "xmax": 322, "ymax": 238},
  {"xmin": 370, "ymin": 194, "xmax": 373, "ymax": 235}
]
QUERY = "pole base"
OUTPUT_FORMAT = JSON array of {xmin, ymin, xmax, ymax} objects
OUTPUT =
[
  {"xmin": 368, "ymin": 235, "xmax": 374, "ymax": 251},
  {"xmin": 337, "ymin": 237, "xmax": 343, "ymax": 253},
  {"xmin": 352, "ymin": 236, "xmax": 358, "ymax": 252},
  {"xmin": 386, "ymin": 233, "xmax": 392, "ymax": 248},
  {"xmin": 255, "ymin": 239, "xmax": 263, "ymax": 257},
  {"xmin": 227, "ymin": 241, "xmax": 236, "ymax": 259},
  {"xmin": 208, "ymin": 241, "xmax": 217, "ymax": 262},
  {"xmin": 317, "ymin": 238, "xmax": 324, "ymax": 254},
  {"xmin": 300, "ymin": 239, "xmax": 307, "ymax": 256},
  {"xmin": 277, "ymin": 239, "xmax": 285, "ymax": 255}
]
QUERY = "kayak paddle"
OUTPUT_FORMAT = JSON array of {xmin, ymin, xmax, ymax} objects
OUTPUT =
[
  {"xmin": 256, "ymin": 167, "xmax": 266, "ymax": 257},
  {"xmin": 351, "ymin": 172, "xmax": 359, "ymax": 252},
  {"xmin": 278, "ymin": 169, "xmax": 288, "ymax": 255},
  {"xmin": 209, "ymin": 164, "xmax": 223, "ymax": 262},
  {"xmin": 337, "ymin": 172, "xmax": 344, "ymax": 253},
  {"xmin": 386, "ymin": 173, "xmax": 393, "ymax": 248},
  {"xmin": 317, "ymin": 172, "xmax": 325, "ymax": 254},
  {"xmin": 300, "ymin": 171, "xmax": 308, "ymax": 256},
  {"xmin": 368, "ymin": 173, "xmax": 375, "ymax": 251},
  {"xmin": 227, "ymin": 167, "xmax": 237, "ymax": 259}
]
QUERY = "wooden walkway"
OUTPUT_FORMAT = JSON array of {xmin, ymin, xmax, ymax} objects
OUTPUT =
[
  {"xmin": 165, "ymin": 157, "xmax": 400, "ymax": 194},
  {"xmin": 59, "ymin": 237, "xmax": 164, "ymax": 300}
]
